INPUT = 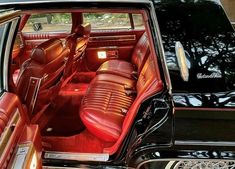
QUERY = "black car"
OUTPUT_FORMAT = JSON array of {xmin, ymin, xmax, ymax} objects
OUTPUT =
[{"xmin": 0, "ymin": 0, "xmax": 234, "ymax": 168}]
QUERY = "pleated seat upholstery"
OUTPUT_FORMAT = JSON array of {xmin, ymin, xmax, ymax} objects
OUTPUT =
[{"xmin": 96, "ymin": 32, "xmax": 149, "ymax": 79}]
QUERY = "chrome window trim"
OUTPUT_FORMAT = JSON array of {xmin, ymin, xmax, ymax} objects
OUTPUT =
[
  {"xmin": 3, "ymin": 17, "xmax": 20, "ymax": 91},
  {"xmin": 148, "ymin": 1, "xmax": 173, "ymax": 95}
]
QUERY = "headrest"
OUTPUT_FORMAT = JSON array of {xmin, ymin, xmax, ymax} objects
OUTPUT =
[
  {"xmin": 74, "ymin": 23, "xmax": 91, "ymax": 37},
  {"xmin": 31, "ymin": 38, "xmax": 63, "ymax": 64}
]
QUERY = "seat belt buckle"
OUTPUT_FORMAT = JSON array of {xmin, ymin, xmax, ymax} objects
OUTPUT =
[
  {"xmin": 131, "ymin": 71, "xmax": 138, "ymax": 80},
  {"xmin": 121, "ymin": 108, "xmax": 128, "ymax": 114},
  {"xmin": 125, "ymin": 89, "xmax": 137, "ymax": 97}
]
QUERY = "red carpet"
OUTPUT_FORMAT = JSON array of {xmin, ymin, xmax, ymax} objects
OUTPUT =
[
  {"xmin": 42, "ymin": 130, "xmax": 114, "ymax": 153},
  {"xmin": 41, "ymin": 83, "xmax": 88, "ymax": 136}
]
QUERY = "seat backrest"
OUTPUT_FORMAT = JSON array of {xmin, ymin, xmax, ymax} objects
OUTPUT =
[
  {"xmin": 64, "ymin": 23, "xmax": 91, "ymax": 78},
  {"xmin": 136, "ymin": 53, "xmax": 159, "ymax": 95},
  {"xmin": 17, "ymin": 38, "xmax": 69, "ymax": 117},
  {"xmin": 131, "ymin": 32, "xmax": 149, "ymax": 74}
]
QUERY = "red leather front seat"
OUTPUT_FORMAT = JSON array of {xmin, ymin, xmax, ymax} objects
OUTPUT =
[
  {"xmin": 64, "ymin": 23, "xmax": 91, "ymax": 79},
  {"xmin": 17, "ymin": 38, "xmax": 69, "ymax": 118}
]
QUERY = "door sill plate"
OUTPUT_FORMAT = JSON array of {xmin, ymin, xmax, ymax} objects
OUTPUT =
[{"xmin": 44, "ymin": 151, "xmax": 109, "ymax": 162}]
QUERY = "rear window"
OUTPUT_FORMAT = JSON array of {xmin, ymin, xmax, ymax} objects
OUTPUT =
[
  {"xmin": 83, "ymin": 13, "xmax": 144, "ymax": 30},
  {"xmin": 22, "ymin": 13, "xmax": 72, "ymax": 33}
]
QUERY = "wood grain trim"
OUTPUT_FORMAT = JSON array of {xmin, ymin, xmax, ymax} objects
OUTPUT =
[{"xmin": 0, "ymin": 109, "xmax": 20, "ymax": 157}]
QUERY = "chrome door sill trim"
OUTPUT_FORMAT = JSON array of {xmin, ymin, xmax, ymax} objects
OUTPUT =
[
  {"xmin": 44, "ymin": 151, "xmax": 109, "ymax": 162},
  {"xmin": 175, "ymin": 140, "xmax": 235, "ymax": 146}
]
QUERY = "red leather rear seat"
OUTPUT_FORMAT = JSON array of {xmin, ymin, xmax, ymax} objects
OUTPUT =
[
  {"xmin": 80, "ymin": 79, "xmax": 135, "ymax": 142},
  {"xmin": 96, "ymin": 32, "xmax": 149, "ymax": 79},
  {"xmin": 80, "ymin": 53, "xmax": 161, "ymax": 142}
]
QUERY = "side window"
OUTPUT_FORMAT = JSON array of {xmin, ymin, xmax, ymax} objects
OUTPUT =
[
  {"xmin": 83, "ymin": 13, "xmax": 144, "ymax": 30},
  {"xmin": 220, "ymin": 0, "xmax": 235, "ymax": 29},
  {"xmin": 22, "ymin": 13, "xmax": 72, "ymax": 33},
  {"xmin": 133, "ymin": 14, "xmax": 144, "ymax": 29}
]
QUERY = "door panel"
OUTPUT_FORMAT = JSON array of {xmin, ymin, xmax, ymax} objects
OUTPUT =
[
  {"xmin": 0, "ymin": 93, "xmax": 42, "ymax": 169},
  {"xmin": 85, "ymin": 29, "xmax": 145, "ymax": 71},
  {"xmin": 0, "ymin": 93, "xmax": 27, "ymax": 168}
]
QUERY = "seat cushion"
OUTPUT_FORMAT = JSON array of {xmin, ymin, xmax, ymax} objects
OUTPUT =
[
  {"xmin": 96, "ymin": 60, "xmax": 134, "ymax": 79},
  {"xmin": 80, "ymin": 78, "xmax": 135, "ymax": 142}
]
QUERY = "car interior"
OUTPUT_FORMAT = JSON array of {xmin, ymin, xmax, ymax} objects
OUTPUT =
[{"xmin": 9, "ymin": 9, "xmax": 163, "ymax": 157}]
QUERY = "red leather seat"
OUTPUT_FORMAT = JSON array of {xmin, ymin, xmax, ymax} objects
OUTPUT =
[
  {"xmin": 17, "ymin": 38, "xmax": 69, "ymax": 118},
  {"xmin": 80, "ymin": 53, "xmax": 161, "ymax": 142},
  {"xmin": 80, "ymin": 79, "xmax": 135, "ymax": 142},
  {"xmin": 96, "ymin": 32, "xmax": 149, "ymax": 79},
  {"xmin": 64, "ymin": 23, "xmax": 91, "ymax": 79}
]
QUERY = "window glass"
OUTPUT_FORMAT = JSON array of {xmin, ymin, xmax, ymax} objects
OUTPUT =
[
  {"xmin": 22, "ymin": 13, "xmax": 72, "ymax": 33},
  {"xmin": 83, "ymin": 13, "xmax": 131, "ymax": 30},
  {"xmin": 133, "ymin": 14, "xmax": 144, "ymax": 29},
  {"xmin": 220, "ymin": 0, "xmax": 235, "ymax": 30}
]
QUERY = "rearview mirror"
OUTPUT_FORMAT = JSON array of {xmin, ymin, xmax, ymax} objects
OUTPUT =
[{"xmin": 32, "ymin": 22, "xmax": 43, "ymax": 32}]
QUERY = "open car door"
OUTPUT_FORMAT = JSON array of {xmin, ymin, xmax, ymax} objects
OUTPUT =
[{"xmin": 0, "ymin": 10, "xmax": 42, "ymax": 169}]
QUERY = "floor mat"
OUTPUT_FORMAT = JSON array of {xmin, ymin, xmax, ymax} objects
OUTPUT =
[{"xmin": 42, "ymin": 130, "xmax": 114, "ymax": 153}]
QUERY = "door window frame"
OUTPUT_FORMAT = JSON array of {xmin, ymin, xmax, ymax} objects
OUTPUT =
[{"xmin": 0, "ymin": 10, "xmax": 21, "ymax": 94}]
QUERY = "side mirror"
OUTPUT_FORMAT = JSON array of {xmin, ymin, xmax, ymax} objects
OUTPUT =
[
  {"xmin": 32, "ymin": 23, "xmax": 43, "ymax": 32},
  {"xmin": 175, "ymin": 41, "xmax": 189, "ymax": 82}
]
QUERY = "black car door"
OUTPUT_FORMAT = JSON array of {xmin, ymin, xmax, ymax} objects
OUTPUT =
[{"xmin": 154, "ymin": 0, "xmax": 235, "ymax": 145}]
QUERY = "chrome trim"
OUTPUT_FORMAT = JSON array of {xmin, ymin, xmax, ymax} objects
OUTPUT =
[
  {"xmin": 175, "ymin": 140, "xmax": 235, "ymax": 147},
  {"xmin": 44, "ymin": 151, "xmax": 109, "ymax": 162},
  {"xmin": 137, "ymin": 159, "xmax": 235, "ymax": 169},
  {"xmin": 149, "ymin": 1, "xmax": 172, "ymax": 95},
  {"xmin": 173, "ymin": 160, "xmax": 235, "ymax": 169},
  {"xmin": 24, "ymin": 77, "xmax": 42, "ymax": 114},
  {"xmin": 231, "ymin": 22, "xmax": 235, "ymax": 25},
  {"xmin": 3, "ymin": 17, "xmax": 20, "ymax": 91},
  {"xmin": 10, "ymin": 143, "xmax": 35, "ymax": 169},
  {"xmin": 90, "ymin": 35, "xmax": 136, "ymax": 42}
]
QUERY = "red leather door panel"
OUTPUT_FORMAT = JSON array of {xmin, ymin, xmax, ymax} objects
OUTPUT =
[
  {"xmin": 22, "ymin": 32, "xmax": 69, "ymax": 60},
  {"xmin": 85, "ymin": 29, "xmax": 145, "ymax": 71},
  {"xmin": 0, "ymin": 93, "xmax": 42, "ymax": 169},
  {"xmin": 0, "ymin": 93, "xmax": 27, "ymax": 168}
]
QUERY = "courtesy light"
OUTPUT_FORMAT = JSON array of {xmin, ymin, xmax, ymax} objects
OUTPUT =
[{"xmin": 97, "ymin": 51, "xmax": 107, "ymax": 59}]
